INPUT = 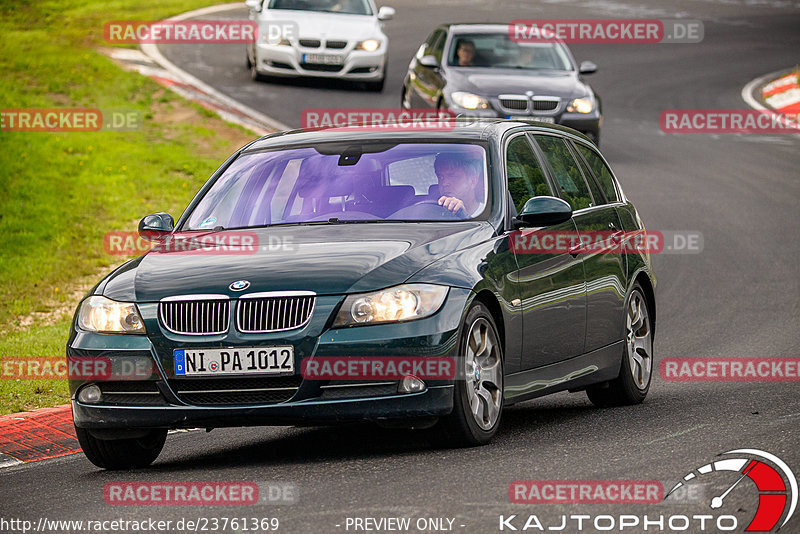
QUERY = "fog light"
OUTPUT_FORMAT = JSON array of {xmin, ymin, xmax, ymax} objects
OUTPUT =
[
  {"xmin": 398, "ymin": 375, "xmax": 426, "ymax": 394},
  {"xmin": 78, "ymin": 384, "xmax": 102, "ymax": 404}
]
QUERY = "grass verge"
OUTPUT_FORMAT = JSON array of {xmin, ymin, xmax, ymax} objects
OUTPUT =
[{"xmin": 0, "ymin": 0, "xmax": 260, "ymax": 414}]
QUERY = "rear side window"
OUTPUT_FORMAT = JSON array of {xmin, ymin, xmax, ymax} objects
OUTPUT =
[
  {"xmin": 532, "ymin": 135, "xmax": 593, "ymax": 211},
  {"xmin": 575, "ymin": 143, "xmax": 619, "ymax": 203},
  {"xmin": 506, "ymin": 135, "xmax": 552, "ymax": 214}
]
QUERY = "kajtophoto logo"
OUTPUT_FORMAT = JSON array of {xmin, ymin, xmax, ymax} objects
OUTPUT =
[
  {"xmin": 666, "ymin": 449, "xmax": 797, "ymax": 532},
  {"xmin": 499, "ymin": 449, "xmax": 796, "ymax": 532}
]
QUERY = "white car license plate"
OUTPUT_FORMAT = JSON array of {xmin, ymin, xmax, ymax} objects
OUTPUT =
[
  {"xmin": 302, "ymin": 53, "xmax": 344, "ymax": 65},
  {"xmin": 508, "ymin": 115, "xmax": 555, "ymax": 123},
  {"xmin": 174, "ymin": 347, "xmax": 294, "ymax": 376}
]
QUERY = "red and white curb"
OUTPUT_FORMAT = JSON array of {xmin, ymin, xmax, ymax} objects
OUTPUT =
[
  {"xmin": 102, "ymin": 3, "xmax": 290, "ymax": 136},
  {"xmin": 0, "ymin": 404, "xmax": 197, "ymax": 468},
  {"xmin": 762, "ymin": 71, "xmax": 800, "ymax": 115},
  {"xmin": 742, "ymin": 68, "xmax": 800, "ymax": 130},
  {"xmin": 0, "ymin": 405, "xmax": 78, "ymax": 467}
]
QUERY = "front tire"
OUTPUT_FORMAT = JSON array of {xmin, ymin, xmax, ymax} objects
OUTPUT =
[
  {"xmin": 250, "ymin": 62, "xmax": 265, "ymax": 82},
  {"xmin": 76, "ymin": 427, "xmax": 167, "ymax": 469},
  {"xmin": 435, "ymin": 302, "xmax": 504, "ymax": 447},
  {"xmin": 366, "ymin": 64, "xmax": 386, "ymax": 92},
  {"xmin": 587, "ymin": 284, "xmax": 653, "ymax": 407}
]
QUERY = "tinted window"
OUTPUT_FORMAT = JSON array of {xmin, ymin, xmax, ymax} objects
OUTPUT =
[
  {"xmin": 269, "ymin": 0, "xmax": 372, "ymax": 15},
  {"xmin": 533, "ymin": 135, "xmax": 593, "ymax": 211},
  {"xmin": 506, "ymin": 136, "xmax": 551, "ymax": 214},
  {"xmin": 576, "ymin": 143, "xmax": 619, "ymax": 203},
  {"xmin": 447, "ymin": 33, "xmax": 573, "ymax": 70},
  {"xmin": 573, "ymin": 148, "xmax": 605, "ymax": 205},
  {"xmin": 184, "ymin": 143, "xmax": 489, "ymax": 229}
]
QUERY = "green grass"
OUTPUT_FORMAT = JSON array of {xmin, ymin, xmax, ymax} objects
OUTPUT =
[
  {"xmin": 0, "ymin": 0, "xmax": 260, "ymax": 414},
  {"xmin": 0, "ymin": 321, "xmax": 73, "ymax": 413}
]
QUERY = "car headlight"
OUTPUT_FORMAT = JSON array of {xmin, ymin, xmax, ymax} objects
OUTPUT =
[
  {"xmin": 451, "ymin": 92, "xmax": 489, "ymax": 110},
  {"xmin": 356, "ymin": 39, "xmax": 381, "ymax": 52},
  {"xmin": 263, "ymin": 33, "xmax": 291, "ymax": 45},
  {"xmin": 77, "ymin": 296, "xmax": 146, "ymax": 334},
  {"xmin": 333, "ymin": 284, "xmax": 449, "ymax": 327},
  {"xmin": 355, "ymin": 39, "xmax": 381, "ymax": 52},
  {"xmin": 567, "ymin": 97, "xmax": 594, "ymax": 113}
]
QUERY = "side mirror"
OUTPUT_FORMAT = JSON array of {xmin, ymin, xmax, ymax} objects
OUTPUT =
[
  {"xmin": 138, "ymin": 212, "xmax": 174, "ymax": 240},
  {"xmin": 579, "ymin": 61, "xmax": 597, "ymax": 75},
  {"xmin": 377, "ymin": 6, "xmax": 395, "ymax": 20},
  {"xmin": 245, "ymin": 0, "xmax": 262, "ymax": 12},
  {"xmin": 419, "ymin": 55, "xmax": 440, "ymax": 69},
  {"xmin": 513, "ymin": 196, "xmax": 572, "ymax": 228}
]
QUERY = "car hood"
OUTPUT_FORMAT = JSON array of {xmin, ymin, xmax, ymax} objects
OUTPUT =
[
  {"xmin": 258, "ymin": 10, "xmax": 382, "ymax": 41},
  {"xmin": 100, "ymin": 223, "xmax": 493, "ymax": 302},
  {"xmin": 448, "ymin": 68, "xmax": 589, "ymax": 99}
]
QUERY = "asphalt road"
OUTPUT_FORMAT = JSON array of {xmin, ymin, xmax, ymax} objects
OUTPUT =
[{"xmin": 3, "ymin": 1, "xmax": 800, "ymax": 533}]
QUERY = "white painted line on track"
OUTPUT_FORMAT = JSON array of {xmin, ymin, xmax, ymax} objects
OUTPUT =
[{"xmin": 139, "ymin": 2, "xmax": 291, "ymax": 133}]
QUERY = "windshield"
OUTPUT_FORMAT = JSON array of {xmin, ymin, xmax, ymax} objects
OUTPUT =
[
  {"xmin": 267, "ymin": 0, "xmax": 373, "ymax": 15},
  {"xmin": 183, "ymin": 143, "xmax": 489, "ymax": 229},
  {"xmin": 448, "ymin": 33, "xmax": 573, "ymax": 71}
]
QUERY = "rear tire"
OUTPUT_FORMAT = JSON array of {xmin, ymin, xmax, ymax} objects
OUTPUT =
[
  {"xmin": 587, "ymin": 284, "xmax": 653, "ymax": 407},
  {"xmin": 76, "ymin": 427, "xmax": 167, "ymax": 470},
  {"xmin": 435, "ymin": 302, "xmax": 504, "ymax": 447}
]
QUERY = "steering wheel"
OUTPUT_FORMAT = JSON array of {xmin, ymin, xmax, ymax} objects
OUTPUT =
[{"xmin": 389, "ymin": 199, "xmax": 464, "ymax": 220}]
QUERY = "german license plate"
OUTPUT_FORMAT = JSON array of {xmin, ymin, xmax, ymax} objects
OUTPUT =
[
  {"xmin": 508, "ymin": 115, "xmax": 555, "ymax": 123},
  {"xmin": 302, "ymin": 53, "xmax": 344, "ymax": 65},
  {"xmin": 174, "ymin": 347, "xmax": 294, "ymax": 376}
]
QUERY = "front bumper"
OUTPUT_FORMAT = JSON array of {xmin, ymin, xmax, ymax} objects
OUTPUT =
[
  {"xmin": 72, "ymin": 386, "xmax": 453, "ymax": 429},
  {"xmin": 254, "ymin": 42, "xmax": 386, "ymax": 80},
  {"xmin": 450, "ymin": 104, "xmax": 602, "ymax": 140},
  {"xmin": 68, "ymin": 288, "xmax": 471, "ymax": 430}
]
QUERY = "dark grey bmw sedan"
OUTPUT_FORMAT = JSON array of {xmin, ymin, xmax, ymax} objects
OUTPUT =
[
  {"xmin": 68, "ymin": 119, "xmax": 654, "ymax": 469},
  {"xmin": 402, "ymin": 24, "xmax": 602, "ymax": 143}
]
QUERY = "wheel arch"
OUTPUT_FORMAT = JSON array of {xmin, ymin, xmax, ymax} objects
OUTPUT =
[
  {"xmin": 634, "ymin": 271, "xmax": 656, "ymax": 339},
  {"xmin": 471, "ymin": 289, "xmax": 506, "ymax": 354}
]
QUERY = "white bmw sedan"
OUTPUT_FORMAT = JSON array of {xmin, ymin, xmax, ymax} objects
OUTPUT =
[{"xmin": 245, "ymin": 0, "xmax": 394, "ymax": 91}]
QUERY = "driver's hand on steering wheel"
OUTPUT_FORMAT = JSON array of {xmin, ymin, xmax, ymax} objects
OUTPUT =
[{"xmin": 438, "ymin": 195, "xmax": 466, "ymax": 215}]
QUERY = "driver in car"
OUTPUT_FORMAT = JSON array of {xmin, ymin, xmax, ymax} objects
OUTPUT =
[{"xmin": 434, "ymin": 152, "xmax": 483, "ymax": 217}]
